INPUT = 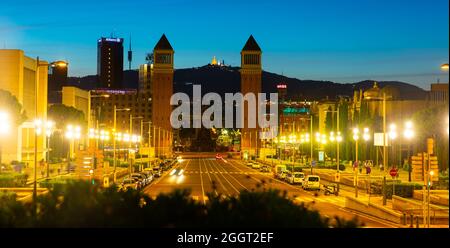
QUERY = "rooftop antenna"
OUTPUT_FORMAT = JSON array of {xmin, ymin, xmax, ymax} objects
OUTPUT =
[{"xmin": 128, "ymin": 34, "xmax": 132, "ymax": 70}]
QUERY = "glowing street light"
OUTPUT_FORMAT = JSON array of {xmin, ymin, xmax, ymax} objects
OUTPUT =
[
  {"xmin": 403, "ymin": 121, "xmax": 414, "ymax": 140},
  {"xmin": 352, "ymin": 127, "xmax": 369, "ymax": 198},
  {"xmin": 363, "ymin": 128, "xmax": 370, "ymax": 141},
  {"xmin": 65, "ymin": 124, "xmax": 81, "ymax": 159},
  {"xmin": 388, "ymin": 124, "xmax": 398, "ymax": 140},
  {"xmin": 0, "ymin": 111, "xmax": 10, "ymax": 166}
]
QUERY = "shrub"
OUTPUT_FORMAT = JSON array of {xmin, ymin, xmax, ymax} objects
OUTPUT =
[
  {"xmin": 39, "ymin": 178, "xmax": 77, "ymax": 189},
  {"xmin": 382, "ymin": 182, "xmax": 422, "ymax": 199},
  {"xmin": 0, "ymin": 173, "xmax": 29, "ymax": 187},
  {"xmin": 0, "ymin": 181, "xmax": 360, "ymax": 228}
]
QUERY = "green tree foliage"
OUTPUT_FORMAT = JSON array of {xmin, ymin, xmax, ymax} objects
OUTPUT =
[
  {"xmin": 412, "ymin": 104, "xmax": 449, "ymax": 171},
  {"xmin": 191, "ymin": 128, "xmax": 215, "ymax": 152},
  {"xmin": 47, "ymin": 104, "xmax": 86, "ymax": 159},
  {"xmin": 0, "ymin": 181, "xmax": 360, "ymax": 227},
  {"xmin": 47, "ymin": 104, "xmax": 86, "ymax": 129},
  {"xmin": 0, "ymin": 89, "xmax": 27, "ymax": 126}
]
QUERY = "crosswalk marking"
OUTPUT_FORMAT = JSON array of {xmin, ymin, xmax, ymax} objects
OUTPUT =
[
  {"xmin": 182, "ymin": 170, "xmax": 270, "ymax": 175},
  {"xmin": 294, "ymin": 196, "xmax": 346, "ymax": 206}
]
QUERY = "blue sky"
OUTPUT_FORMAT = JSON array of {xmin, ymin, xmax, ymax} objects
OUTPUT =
[{"xmin": 0, "ymin": 0, "xmax": 448, "ymax": 89}]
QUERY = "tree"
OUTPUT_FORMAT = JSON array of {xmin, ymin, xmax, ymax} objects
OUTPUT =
[
  {"xmin": 145, "ymin": 53, "xmax": 154, "ymax": 64},
  {"xmin": 0, "ymin": 90, "xmax": 27, "ymax": 126},
  {"xmin": 0, "ymin": 181, "xmax": 360, "ymax": 227},
  {"xmin": 0, "ymin": 90, "xmax": 27, "ymax": 165},
  {"xmin": 412, "ymin": 104, "xmax": 449, "ymax": 171},
  {"xmin": 47, "ymin": 104, "xmax": 86, "ymax": 159},
  {"xmin": 48, "ymin": 104, "xmax": 85, "ymax": 129}
]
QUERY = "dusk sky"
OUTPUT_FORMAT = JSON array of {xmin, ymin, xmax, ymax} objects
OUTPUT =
[{"xmin": 1, "ymin": 0, "xmax": 448, "ymax": 89}]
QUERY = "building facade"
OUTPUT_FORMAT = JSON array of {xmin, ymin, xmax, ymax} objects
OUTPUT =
[
  {"xmin": 97, "ymin": 37, "xmax": 124, "ymax": 89},
  {"xmin": 0, "ymin": 49, "xmax": 48, "ymax": 165},
  {"xmin": 429, "ymin": 83, "xmax": 449, "ymax": 104},
  {"xmin": 48, "ymin": 61, "xmax": 68, "ymax": 104}
]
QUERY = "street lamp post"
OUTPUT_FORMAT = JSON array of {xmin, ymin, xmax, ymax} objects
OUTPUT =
[
  {"xmin": 142, "ymin": 121, "xmax": 152, "ymax": 168},
  {"xmin": 65, "ymin": 124, "xmax": 81, "ymax": 163},
  {"xmin": 113, "ymin": 105, "xmax": 130, "ymax": 183},
  {"xmin": 353, "ymin": 127, "xmax": 370, "ymax": 198},
  {"xmin": 45, "ymin": 121, "xmax": 55, "ymax": 178},
  {"xmin": 403, "ymin": 121, "xmax": 414, "ymax": 182}
]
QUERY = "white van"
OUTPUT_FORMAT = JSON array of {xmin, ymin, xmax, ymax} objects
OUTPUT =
[{"xmin": 303, "ymin": 175, "xmax": 320, "ymax": 190}]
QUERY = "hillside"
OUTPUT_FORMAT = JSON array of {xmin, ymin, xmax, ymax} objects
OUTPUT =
[{"xmin": 68, "ymin": 65, "xmax": 428, "ymax": 100}]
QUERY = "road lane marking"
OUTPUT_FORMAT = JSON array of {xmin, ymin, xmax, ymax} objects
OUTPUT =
[
  {"xmin": 199, "ymin": 159, "xmax": 206, "ymax": 204},
  {"xmin": 206, "ymin": 159, "xmax": 240, "ymax": 195},
  {"xmin": 214, "ymin": 159, "xmax": 249, "ymax": 192},
  {"xmin": 201, "ymin": 159, "xmax": 218, "ymax": 196}
]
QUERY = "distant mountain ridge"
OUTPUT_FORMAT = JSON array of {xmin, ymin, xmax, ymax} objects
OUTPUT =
[{"xmin": 67, "ymin": 65, "xmax": 428, "ymax": 100}]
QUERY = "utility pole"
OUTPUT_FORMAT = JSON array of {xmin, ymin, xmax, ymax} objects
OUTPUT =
[
  {"xmin": 382, "ymin": 92, "xmax": 387, "ymax": 205},
  {"xmin": 113, "ymin": 105, "xmax": 117, "ymax": 183},
  {"xmin": 310, "ymin": 115, "xmax": 313, "ymax": 174},
  {"xmin": 336, "ymin": 104, "xmax": 340, "ymax": 193}
]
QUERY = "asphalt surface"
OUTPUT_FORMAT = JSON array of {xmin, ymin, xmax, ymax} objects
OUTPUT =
[{"xmin": 143, "ymin": 156, "xmax": 401, "ymax": 228}]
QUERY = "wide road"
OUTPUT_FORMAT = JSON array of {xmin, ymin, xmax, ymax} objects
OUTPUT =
[{"xmin": 143, "ymin": 155, "xmax": 400, "ymax": 228}]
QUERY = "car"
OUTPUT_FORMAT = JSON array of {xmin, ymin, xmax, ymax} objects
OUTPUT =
[
  {"xmin": 130, "ymin": 173, "xmax": 147, "ymax": 187},
  {"xmin": 286, "ymin": 172, "xmax": 305, "ymax": 185},
  {"xmin": 251, "ymin": 162, "xmax": 261, "ymax": 169},
  {"xmin": 303, "ymin": 175, "xmax": 321, "ymax": 190},
  {"xmin": 259, "ymin": 165, "xmax": 270, "ymax": 172},
  {"xmin": 169, "ymin": 168, "xmax": 184, "ymax": 177},
  {"xmin": 120, "ymin": 178, "xmax": 140, "ymax": 191},
  {"xmin": 273, "ymin": 164, "xmax": 287, "ymax": 178},
  {"xmin": 131, "ymin": 173, "xmax": 148, "ymax": 186},
  {"xmin": 215, "ymin": 154, "xmax": 223, "ymax": 160},
  {"xmin": 276, "ymin": 170, "xmax": 287, "ymax": 180},
  {"xmin": 246, "ymin": 161, "xmax": 254, "ymax": 167},
  {"xmin": 153, "ymin": 167, "xmax": 162, "ymax": 177},
  {"xmin": 141, "ymin": 171, "xmax": 154, "ymax": 183}
]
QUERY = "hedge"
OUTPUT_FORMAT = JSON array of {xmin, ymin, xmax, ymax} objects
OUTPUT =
[
  {"xmin": 369, "ymin": 181, "xmax": 422, "ymax": 199},
  {"xmin": 0, "ymin": 173, "xmax": 29, "ymax": 187},
  {"xmin": 39, "ymin": 178, "xmax": 77, "ymax": 189}
]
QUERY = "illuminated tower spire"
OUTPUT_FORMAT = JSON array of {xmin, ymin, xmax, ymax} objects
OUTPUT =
[{"xmin": 211, "ymin": 56, "xmax": 217, "ymax": 65}]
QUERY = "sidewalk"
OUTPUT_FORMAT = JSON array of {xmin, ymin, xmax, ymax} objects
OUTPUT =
[
  {"xmin": 259, "ymin": 157, "xmax": 418, "ymax": 184},
  {"xmin": 22, "ymin": 163, "xmax": 71, "ymax": 184}
]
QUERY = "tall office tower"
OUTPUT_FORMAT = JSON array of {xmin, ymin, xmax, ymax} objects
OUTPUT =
[
  {"xmin": 97, "ymin": 37, "xmax": 124, "ymax": 89},
  {"xmin": 48, "ymin": 60, "xmax": 68, "ymax": 103},
  {"xmin": 240, "ymin": 35, "xmax": 262, "ymax": 156},
  {"xmin": 139, "ymin": 63, "xmax": 152, "ymax": 95},
  {"xmin": 151, "ymin": 34, "xmax": 174, "ymax": 156}
]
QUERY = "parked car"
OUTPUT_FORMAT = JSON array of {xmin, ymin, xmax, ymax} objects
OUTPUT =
[
  {"xmin": 153, "ymin": 167, "xmax": 162, "ymax": 177},
  {"xmin": 215, "ymin": 154, "xmax": 223, "ymax": 160},
  {"xmin": 303, "ymin": 175, "xmax": 320, "ymax": 190},
  {"xmin": 141, "ymin": 171, "xmax": 154, "ymax": 183},
  {"xmin": 276, "ymin": 170, "xmax": 287, "ymax": 180},
  {"xmin": 251, "ymin": 162, "xmax": 261, "ymax": 169},
  {"xmin": 259, "ymin": 165, "xmax": 270, "ymax": 172},
  {"xmin": 247, "ymin": 161, "xmax": 254, "ymax": 167},
  {"xmin": 130, "ymin": 173, "xmax": 147, "ymax": 187},
  {"xmin": 273, "ymin": 164, "xmax": 287, "ymax": 178},
  {"xmin": 120, "ymin": 178, "xmax": 140, "ymax": 191},
  {"xmin": 286, "ymin": 172, "xmax": 305, "ymax": 185}
]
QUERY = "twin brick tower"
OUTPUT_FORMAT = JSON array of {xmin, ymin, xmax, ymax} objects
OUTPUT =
[{"xmin": 151, "ymin": 34, "xmax": 262, "ymax": 155}]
